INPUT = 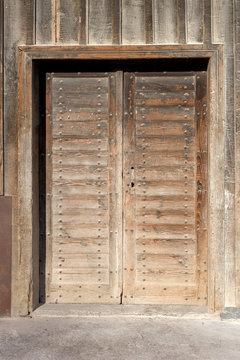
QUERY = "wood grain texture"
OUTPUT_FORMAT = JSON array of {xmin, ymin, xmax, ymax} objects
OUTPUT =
[
  {"xmin": 178, "ymin": 0, "xmax": 186, "ymax": 44},
  {"xmin": 0, "ymin": 0, "xmax": 3, "ymax": 195},
  {"xmin": 36, "ymin": 0, "xmax": 54, "ymax": 44},
  {"xmin": 236, "ymin": 0, "xmax": 240, "ymax": 307},
  {"xmin": 0, "ymin": 197, "xmax": 12, "ymax": 316},
  {"xmin": 212, "ymin": 0, "xmax": 236, "ymax": 308},
  {"xmin": 4, "ymin": 0, "xmax": 33, "ymax": 316},
  {"xmin": 123, "ymin": 72, "xmax": 207, "ymax": 305},
  {"xmin": 203, "ymin": 0, "xmax": 211, "ymax": 44},
  {"xmin": 55, "ymin": 0, "xmax": 81, "ymax": 44},
  {"xmin": 122, "ymin": 0, "xmax": 145, "ymax": 44},
  {"xmin": 186, "ymin": 0, "xmax": 203, "ymax": 44},
  {"xmin": 46, "ymin": 73, "xmax": 122, "ymax": 303},
  {"xmin": 153, "ymin": 0, "xmax": 178, "ymax": 44},
  {"xmin": 88, "ymin": 0, "xmax": 113, "ymax": 44}
]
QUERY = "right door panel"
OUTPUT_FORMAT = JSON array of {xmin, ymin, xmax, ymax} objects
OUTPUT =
[{"xmin": 123, "ymin": 72, "xmax": 208, "ymax": 305}]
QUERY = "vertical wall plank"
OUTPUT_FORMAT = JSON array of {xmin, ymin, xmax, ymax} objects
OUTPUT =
[
  {"xmin": 0, "ymin": 0, "xmax": 3, "ymax": 195},
  {"xmin": 4, "ymin": 0, "xmax": 35, "ymax": 316},
  {"xmin": 55, "ymin": 0, "xmax": 81, "ymax": 44},
  {"xmin": 235, "ymin": 0, "xmax": 240, "ymax": 307},
  {"xmin": 36, "ymin": 0, "xmax": 53, "ymax": 44},
  {"xmin": 177, "ymin": 0, "xmax": 186, "ymax": 43},
  {"xmin": 186, "ymin": 0, "xmax": 203, "ymax": 43},
  {"xmin": 122, "ymin": 0, "xmax": 145, "ymax": 44},
  {"xmin": 0, "ymin": 197, "xmax": 12, "ymax": 316},
  {"xmin": 88, "ymin": 0, "xmax": 113, "ymax": 44},
  {"xmin": 25, "ymin": 0, "xmax": 36, "ymax": 45},
  {"xmin": 203, "ymin": 0, "xmax": 211, "ymax": 44},
  {"xmin": 212, "ymin": 0, "xmax": 236, "ymax": 307},
  {"xmin": 153, "ymin": 0, "xmax": 178, "ymax": 44},
  {"xmin": 144, "ymin": 0, "xmax": 153, "ymax": 44}
]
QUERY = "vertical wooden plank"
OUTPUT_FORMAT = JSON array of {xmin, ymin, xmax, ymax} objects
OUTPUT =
[
  {"xmin": 212, "ymin": 0, "xmax": 236, "ymax": 308},
  {"xmin": 203, "ymin": 0, "xmax": 211, "ymax": 44},
  {"xmin": 153, "ymin": 0, "xmax": 178, "ymax": 44},
  {"xmin": 122, "ymin": 72, "xmax": 136, "ymax": 301},
  {"xmin": 112, "ymin": 0, "xmax": 121, "ymax": 44},
  {"xmin": 79, "ymin": 0, "xmax": 87, "ymax": 45},
  {"xmin": 88, "ymin": 0, "xmax": 113, "ymax": 44},
  {"xmin": 4, "ymin": 0, "xmax": 31, "ymax": 316},
  {"xmin": 122, "ymin": 0, "xmax": 145, "ymax": 44},
  {"xmin": 25, "ymin": 0, "xmax": 36, "ymax": 45},
  {"xmin": 144, "ymin": 0, "xmax": 153, "ymax": 44},
  {"xmin": 36, "ymin": 0, "xmax": 54, "ymax": 44},
  {"xmin": 178, "ymin": 0, "xmax": 186, "ymax": 44},
  {"xmin": 55, "ymin": 0, "xmax": 81, "ymax": 44},
  {"xmin": 0, "ymin": 197, "xmax": 12, "ymax": 317},
  {"xmin": 195, "ymin": 72, "xmax": 208, "ymax": 302},
  {"xmin": 0, "ymin": 0, "xmax": 3, "ymax": 195},
  {"xmin": 235, "ymin": 0, "xmax": 240, "ymax": 307},
  {"xmin": 208, "ymin": 50, "xmax": 225, "ymax": 311},
  {"xmin": 186, "ymin": 0, "xmax": 203, "ymax": 44}
]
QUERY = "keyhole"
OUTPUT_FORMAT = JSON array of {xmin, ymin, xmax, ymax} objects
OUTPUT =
[{"xmin": 131, "ymin": 182, "xmax": 135, "ymax": 188}]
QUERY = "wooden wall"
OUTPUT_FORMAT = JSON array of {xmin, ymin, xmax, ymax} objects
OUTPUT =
[{"xmin": 0, "ymin": 0, "xmax": 239, "ymax": 315}]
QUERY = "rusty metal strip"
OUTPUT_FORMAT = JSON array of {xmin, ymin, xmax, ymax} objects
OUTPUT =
[{"xmin": 0, "ymin": 197, "xmax": 12, "ymax": 316}]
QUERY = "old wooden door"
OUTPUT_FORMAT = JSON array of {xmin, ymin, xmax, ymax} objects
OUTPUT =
[
  {"xmin": 45, "ymin": 71, "xmax": 207, "ymax": 305},
  {"xmin": 45, "ymin": 72, "xmax": 123, "ymax": 303}
]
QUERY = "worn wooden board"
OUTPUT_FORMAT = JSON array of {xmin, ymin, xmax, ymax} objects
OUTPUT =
[
  {"xmin": 153, "ymin": 0, "xmax": 178, "ymax": 44},
  {"xmin": 122, "ymin": 72, "xmax": 208, "ymax": 305},
  {"xmin": 0, "ymin": 197, "xmax": 12, "ymax": 316},
  {"xmin": 0, "ymin": 0, "xmax": 3, "ymax": 195},
  {"xmin": 186, "ymin": 0, "xmax": 203, "ymax": 44},
  {"xmin": 36, "ymin": 0, "xmax": 53, "ymax": 44},
  {"xmin": 46, "ymin": 72, "xmax": 122, "ymax": 303},
  {"xmin": 212, "ymin": 0, "xmax": 235, "ymax": 308}
]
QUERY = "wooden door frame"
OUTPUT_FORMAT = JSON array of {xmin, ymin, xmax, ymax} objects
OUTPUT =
[{"xmin": 17, "ymin": 45, "xmax": 224, "ymax": 315}]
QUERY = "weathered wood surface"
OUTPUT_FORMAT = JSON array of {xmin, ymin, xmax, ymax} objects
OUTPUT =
[
  {"xmin": 0, "ymin": 0, "xmax": 3, "ymax": 195},
  {"xmin": 186, "ymin": 0, "xmax": 203, "ymax": 44},
  {"xmin": 212, "ymin": 0, "xmax": 236, "ymax": 308},
  {"xmin": 236, "ymin": 0, "xmax": 240, "ymax": 308},
  {"xmin": 1, "ymin": 0, "xmax": 237, "ymax": 316},
  {"xmin": 46, "ymin": 73, "xmax": 122, "ymax": 303},
  {"xmin": 123, "ymin": 72, "xmax": 207, "ymax": 305}
]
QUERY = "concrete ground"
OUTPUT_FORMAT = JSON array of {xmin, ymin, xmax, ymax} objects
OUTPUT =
[{"xmin": 0, "ymin": 315, "xmax": 240, "ymax": 360}]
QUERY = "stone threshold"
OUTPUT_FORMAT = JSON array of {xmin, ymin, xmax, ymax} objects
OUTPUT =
[{"xmin": 32, "ymin": 304, "xmax": 219, "ymax": 320}]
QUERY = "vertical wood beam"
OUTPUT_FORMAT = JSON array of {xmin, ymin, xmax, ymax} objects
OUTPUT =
[
  {"xmin": 36, "ymin": 0, "xmax": 54, "ymax": 44},
  {"xmin": 153, "ymin": 0, "xmax": 178, "ymax": 44},
  {"xmin": 144, "ymin": 0, "xmax": 153, "ymax": 44},
  {"xmin": 112, "ymin": 0, "xmax": 121, "ymax": 44},
  {"xmin": 122, "ymin": 0, "xmax": 145, "ymax": 44},
  {"xmin": 203, "ymin": 0, "xmax": 212, "ymax": 44},
  {"xmin": 79, "ymin": 0, "xmax": 87, "ymax": 45},
  {"xmin": 178, "ymin": 0, "xmax": 186, "ymax": 44},
  {"xmin": 235, "ymin": 0, "xmax": 240, "ymax": 307},
  {"xmin": 4, "ymin": 0, "xmax": 35, "ymax": 316},
  {"xmin": 186, "ymin": 0, "xmax": 203, "ymax": 44},
  {"xmin": 25, "ymin": 0, "xmax": 36, "ymax": 45},
  {"xmin": 0, "ymin": 0, "xmax": 3, "ymax": 195},
  {"xmin": 212, "ymin": 0, "xmax": 235, "ymax": 308},
  {"xmin": 0, "ymin": 197, "xmax": 12, "ymax": 317}
]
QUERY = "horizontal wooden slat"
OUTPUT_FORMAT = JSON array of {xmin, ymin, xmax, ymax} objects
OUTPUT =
[
  {"xmin": 135, "ymin": 91, "xmax": 195, "ymax": 106},
  {"xmin": 136, "ymin": 238, "xmax": 195, "ymax": 254},
  {"xmin": 53, "ymin": 238, "xmax": 109, "ymax": 254},
  {"xmin": 136, "ymin": 122, "xmax": 194, "ymax": 137},
  {"xmin": 52, "ymin": 138, "xmax": 108, "ymax": 151},
  {"xmin": 135, "ymin": 76, "xmax": 195, "ymax": 91},
  {"xmin": 136, "ymin": 269, "xmax": 196, "ymax": 284},
  {"xmin": 52, "ymin": 268, "xmax": 109, "ymax": 284}
]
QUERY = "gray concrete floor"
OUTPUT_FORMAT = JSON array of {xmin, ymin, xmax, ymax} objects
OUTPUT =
[{"xmin": 0, "ymin": 316, "xmax": 240, "ymax": 360}]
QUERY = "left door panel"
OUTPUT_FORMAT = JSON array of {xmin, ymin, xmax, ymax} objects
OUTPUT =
[{"xmin": 45, "ymin": 72, "xmax": 122, "ymax": 303}]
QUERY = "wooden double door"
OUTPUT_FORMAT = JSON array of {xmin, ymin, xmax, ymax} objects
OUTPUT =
[{"xmin": 45, "ymin": 70, "xmax": 208, "ymax": 305}]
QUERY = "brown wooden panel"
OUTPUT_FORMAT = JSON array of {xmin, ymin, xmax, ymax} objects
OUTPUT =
[
  {"xmin": 0, "ymin": 197, "xmax": 12, "ymax": 316},
  {"xmin": 46, "ymin": 72, "xmax": 122, "ymax": 304},
  {"xmin": 36, "ymin": 0, "xmax": 54, "ymax": 44},
  {"xmin": 123, "ymin": 72, "xmax": 208, "ymax": 305}
]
